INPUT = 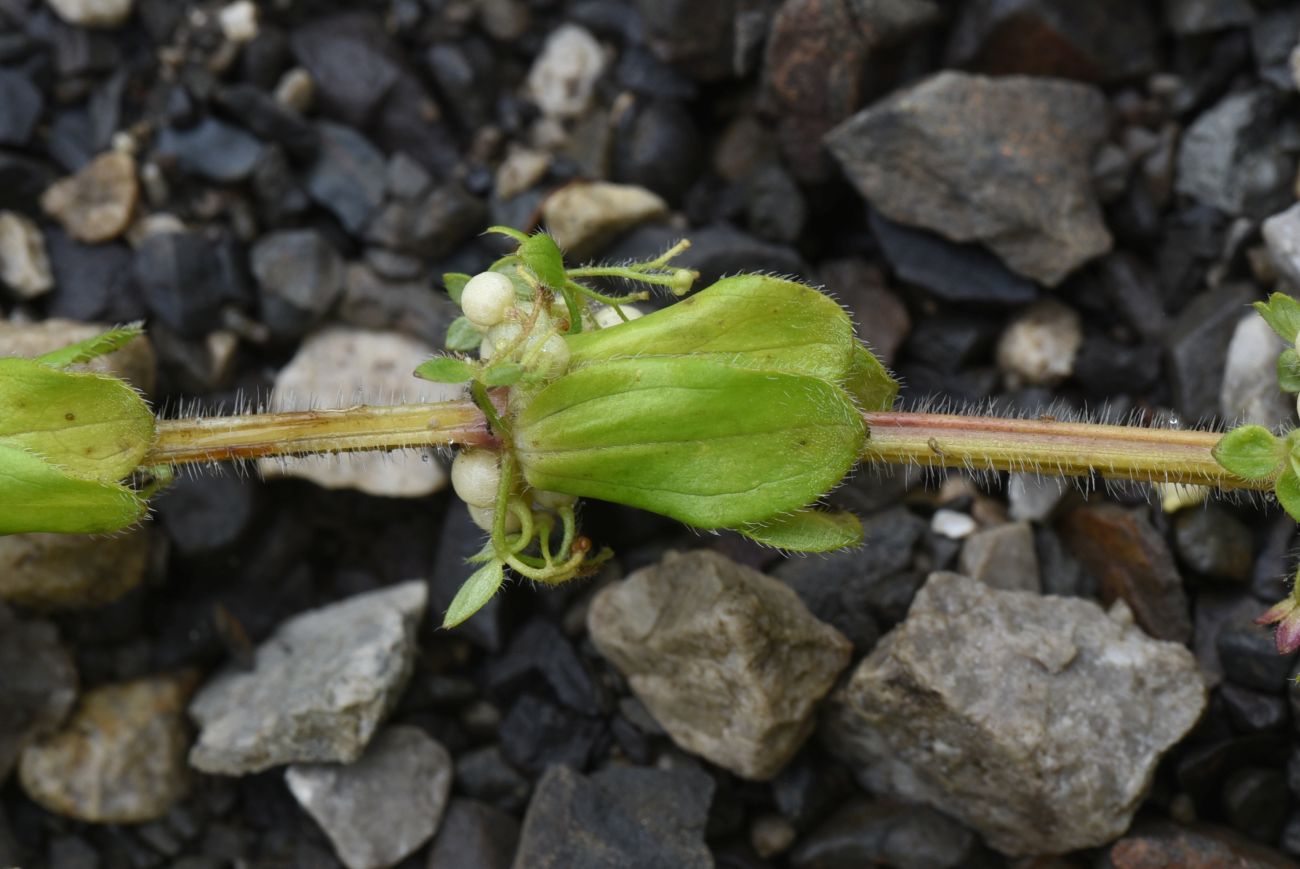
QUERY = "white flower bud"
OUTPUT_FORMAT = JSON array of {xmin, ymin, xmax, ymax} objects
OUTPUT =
[
  {"xmin": 461, "ymin": 272, "xmax": 517, "ymax": 328},
  {"xmin": 479, "ymin": 323, "xmax": 522, "ymax": 361},
  {"xmin": 530, "ymin": 334, "xmax": 571, "ymax": 376},
  {"xmin": 593, "ymin": 304, "xmax": 645, "ymax": 329},
  {"xmin": 451, "ymin": 449, "xmax": 501, "ymax": 508},
  {"xmin": 532, "ymin": 488, "xmax": 577, "ymax": 509},
  {"xmin": 468, "ymin": 503, "xmax": 521, "ymax": 533}
]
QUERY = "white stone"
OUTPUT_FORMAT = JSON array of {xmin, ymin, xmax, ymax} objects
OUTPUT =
[
  {"xmin": 1220, "ymin": 312, "xmax": 1293, "ymax": 426},
  {"xmin": 930, "ymin": 508, "xmax": 976, "ymax": 540},
  {"xmin": 218, "ymin": 0, "xmax": 258, "ymax": 43},
  {"xmin": 1007, "ymin": 473, "xmax": 1064, "ymax": 522},
  {"xmin": 541, "ymin": 181, "xmax": 668, "ymax": 259},
  {"xmin": 525, "ymin": 24, "xmax": 606, "ymax": 119},
  {"xmin": 996, "ymin": 299, "xmax": 1082, "ymax": 387},
  {"xmin": 45, "ymin": 0, "xmax": 133, "ymax": 27},
  {"xmin": 495, "ymin": 147, "xmax": 550, "ymax": 201},
  {"xmin": 259, "ymin": 327, "xmax": 459, "ymax": 497},
  {"xmin": 0, "ymin": 212, "xmax": 52, "ymax": 299}
]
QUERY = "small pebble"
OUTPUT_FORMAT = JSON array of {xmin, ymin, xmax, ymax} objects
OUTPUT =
[
  {"xmin": 218, "ymin": 0, "xmax": 258, "ymax": 43},
  {"xmin": 931, "ymin": 508, "xmax": 978, "ymax": 540},
  {"xmin": 41, "ymin": 152, "xmax": 139, "ymax": 244},
  {"xmin": 526, "ymin": 24, "xmax": 606, "ymax": 119},
  {"xmin": 996, "ymin": 299, "xmax": 1083, "ymax": 387},
  {"xmin": 0, "ymin": 212, "xmax": 53, "ymax": 298},
  {"xmin": 750, "ymin": 813, "xmax": 797, "ymax": 859}
]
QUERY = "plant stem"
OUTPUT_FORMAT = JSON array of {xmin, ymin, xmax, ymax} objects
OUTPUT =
[
  {"xmin": 861, "ymin": 411, "xmax": 1265, "ymax": 491},
  {"xmin": 143, "ymin": 400, "xmax": 493, "ymax": 466},
  {"xmin": 144, "ymin": 404, "xmax": 1260, "ymax": 492}
]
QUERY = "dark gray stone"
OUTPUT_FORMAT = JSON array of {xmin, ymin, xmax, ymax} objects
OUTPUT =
[
  {"xmin": 0, "ymin": 604, "xmax": 77, "ymax": 783},
  {"xmin": 426, "ymin": 798, "xmax": 519, "ymax": 869},
  {"xmin": 1175, "ymin": 89, "xmax": 1295, "ymax": 220},
  {"xmin": 156, "ymin": 118, "xmax": 266, "ymax": 183},
  {"xmin": 789, "ymin": 800, "xmax": 977, "ymax": 869},
  {"xmin": 133, "ymin": 231, "xmax": 232, "ymax": 339},
  {"xmin": 513, "ymin": 764, "xmax": 714, "ymax": 869},
  {"xmin": 364, "ymin": 183, "xmax": 486, "ymax": 259},
  {"xmin": 1164, "ymin": 0, "xmax": 1254, "ymax": 35},
  {"xmin": 868, "ymin": 210, "xmax": 1038, "ymax": 306},
  {"xmin": 826, "ymin": 71, "xmax": 1111, "ymax": 286},
  {"xmin": 1251, "ymin": 6, "xmax": 1300, "ymax": 90},
  {"xmin": 1164, "ymin": 284, "xmax": 1256, "ymax": 424},
  {"xmin": 454, "ymin": 746, "xmax": 530, "ymax": 813},
  {"xmin": 0, "ymin": 69, "xmax": 42, "ymax": 146},
  {"xmin": 1221, "ymin": 683, "xmax": 1288, "ymax": 733},
  {"xmin": 289, "ymin": 13, "xmax": 401, "ymax": 127},
  {"xmin": 1174, "ymin": 505, "xmax": 1253, "ymax": 583},
  {"xmin": 486, "ymin": 619, "xmax": 602, "ymax": 716},
  {"xmin": 339, "ymin": 262, "xmax": 459, "ymax": 348},
  {"xmin": 155, "ymin": 473, "xmax": 258, "ymax": 558},
  {"xmin": 947, "ymin": 0, "xmax": 1158, "ymax": 83},
  {"xmin": 45, "ymin": 229, "xmax": 144, "ymax": 323},
  {"xmin": 498, "ymin": 694, "xmax": 605, "ymax": 775},
  {"xmin": 1217, "ymin": 610, "xmax": 1300, "ymax": 694},
  {"xmin": 745, "ymin": 163, "xmax": 805, "ymax": 244},
  {"xmin": 1223, "ymin": 767, "xmax": 1288, "ymax": 843},
  {"xmin": 306, "ymin": 122, "xmax": 387, "ymax": 234},
  {"xmin": 612, "ymin": 98, "xmax": 703, "ymax": 205},
  {"xmin": 214, "ymin": 84, "xmax": 318, "ymax": 159},
  {"xmin": 250, "ymin": 229, "xmax": 344, "ymax": 338}
]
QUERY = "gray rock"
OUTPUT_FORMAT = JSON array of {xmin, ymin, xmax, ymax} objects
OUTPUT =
[
  {"xmin": 1220, "ymin": 314, "xmax": 1293, "ymax": 427},
  {"xmin": 306, "ymin": 123, "xmax": 387, "ymax": 234},
  {"xmin": 1176, "ymin": 90, "xmax": 1295, "ymax": 220},
  {"xmin": 0, "ymin": 605, "xmax": 77, "ymax": 783},
  {"xmin": 512, "ymin": 764, "xmax": 713, "ymax": 869},
  {"xmin": 363, "ymin": 183, "xmax": 485, "ymax": 259},
  {"xmin": 1163, "ymin": 0, "xmax": 1254, "ymax": 35},
  {"xmin": 588, "ymin": 550, "xmax": 852, "ymax": 780},
  {"xmin": 427, "ymin": 798, "xmax": 520, "ymax": 869},
  {"xmin": 958, "ymin": 522, "xmax": 1041, "ymax": 592},
  {"xmin": 286, "ymin": 726, "xmax": 452, "ymax": 869},
  {"xmin": 826, "ymin": 72, "xmax": 1111, "ymax": 286},
  {"xmin": 0, "ymin": 211, "xmax": 52, "ymax": 298},
  {"xmin": 20, "ymin": 675, "xmax": 194, "ymax": 823},
  {"xmin": 1006, "ymin": 474, "xmax": 1064, "ymax": 523},
  {"xmin": 823, "ymin": 572, "xmax": 1207, "ymax": 856},
  {"xmin": 339, "ymin": 263, "xmax": 460, "ymax": 348},
  {"xmin": 1166, "ymin": 284, "xmax": 1257, "ymax": 425},
  {"xmin": 0, "ymin": 70, "xmax": 43, "ymax": 147},
  {"xmin": 156, "ymin": 119, "xmax": 266, "ymax": 184},
  {"xmin": 189, "ymin": 581, "xmax": 427, "ymax": 775},
  {"xmin": 251, "ymin": 229, "xmax": 344, "ymax": 335},
  {"xmin": 1263, "ymin": 204, "xmax": 1300, "ymax": 290},
  {"xmin": 0, "ymin": 530, "xmax": 150, "ymax": 610},
  {"xmin": 995, "ymin": 299, "xmax": 1083, "ymax": 387},
  {"xmin": 789, "ymin": 799, "xmax": 977, "ymax": 869}
]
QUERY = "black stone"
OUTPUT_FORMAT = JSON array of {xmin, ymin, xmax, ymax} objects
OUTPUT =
[
  {"xmin": 155, "ymin": 473, "xmax": 258, "ymax": 558},
  {"xmin": 156, "ymin": 118, "xmax": 266, "ymax": 184},
  {"xmin": 338, "ymin": 263, "xmax": 459, "ymax": 348},
  {"xmin": 240, "ymin": 25, "xmax": 289, "ymax": 91},
  {"xmin": 498, "ymin": 694, "xmax": 606, "ymax": 775},
  {"xmin": 214, "ymin": 85, "xmax": 318, "ymax": 160},
  {"xmin": 45, "ymin": 230, "xmax": 145, "ymax": 323},
  {"xmin": 454, "ymin": 746, "xmax": 531, "ymax": 813},
  {"xmin": 426, "ymin": 798, "xmax": 520, "ymax": 869},
  {"xmin": 1156, "ymin": 206, "xmax": 1227, "ymax": 314},
  {"xmin": 1035, "ymin": 525, "xmax": 1094, "ymax": 599},
  {"xmin": 132, "ymin": 231, "xmax": 233, "ymax": 338},
  {"xmin": 250, "ymin": 145, "xmax": 311, "ymax": 224},
  {"xmin": 47, "ymin": 108, "xmax": 96, "ymax": 173},
  {"xmin": 604, "ymin": 223, "xmax": 811, "ymax": 288},
  {"xmin": 789, "ymin": 800, "xmax": 978, "ymax": 869},
  {"xmin": 1164, "ymin": 284, "xmax": 1256, "ymax": 425},
  {"xmin": 513, "ymin": 764, "xmax": 714, "ymax": 869},
  {"xmin": 1217, "ymin": 610, "xmax": 1300, "ymax": 694},
  {"xmin": 425, "ymin": 40, "xmax": 496, "ymax": 132},
  {"xmin": 0, "ymin": 149, "xmax": 56, "ymax": 212},
  {"xmin": 486, "ymin": 619, "xmax": 604, "ymax": 716},
  {"xmin": 1252, "ymin": 6, "xmax": 1300, "ymax": 90},
  {"xmin": 1223, "ymin": 767, "xmax": 1289, "ymax": 843},
  {"xmin": 430, "ymin": 503, "xmax": 506, "ymax": 652},
  {"xmin": 0, "ymin": 68, "xmax": 42, "ymax": 146},
  {"xmin": 612, "ymin": 98, "xmax": 703, "ymax": 205},
  {"xmin": 771, "ymin": 753, "xmax": 855, "ymax": 830},
  {"xmin": 1174, "ymin": 505, "xmax": 1253, "ymax": 583},
  {"xmin": 251, "ymin": 229, "xmax": 344, "ymax": 340},
  {"xmin": 1098, "ymin": 253, "xmax": 1168, "ymax": 342},
  {"xmin": 289, "ymin": 13, "xmax": 401, "ymax": 128},
  {"xmin": 305, "ymin": 122, "xmax": 387, "ymax": 234},
  {"xmin": 772, "ymin": 507, "xmax": 925, "ymax": 650},
  {"xmin": 901, "ymin": 314, "xmax": 1001, "ymax": 375},
  {"xmin": 363, "ymin": 182, "xmax": 486, "ymax": 259},
  {"xmin": 869, "ymin": 210, "xmax": 1037, "ymax": 306},
  {"xmin": 616, "ymin": 46, "xmax": 697, "ymax": 100},
  {"xmin": 1222, "ymin": 683, "xmax": 1289, "ymax": 734},
  {"xmin": 745, "ymin": 163, "xmax": 805, "ymax": 245},
  {"xmin": 1073, "ymin": 333, "xmax": 1161, "ymax": 397}
]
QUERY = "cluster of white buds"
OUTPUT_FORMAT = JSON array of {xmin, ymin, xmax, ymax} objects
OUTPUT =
[
  {"xmin": 459, "ymin": 271, "xmax": 573, "ymax": 378},
  {"xmin": 451, "ymin": 446, "xmax": 577, "ymax": 532}
]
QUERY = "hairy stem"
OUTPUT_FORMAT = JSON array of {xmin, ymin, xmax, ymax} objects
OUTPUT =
[
  {"xmin": 861, "ymin": 412, "xmax": 1265, "ymax": 491},
  {"xmin": 144, "ymin": 403, "xmax": 1261, "ymax": 492},
  {"xmin": 143, "ymin": 400, "xmax": 493, "ymax": 466}
]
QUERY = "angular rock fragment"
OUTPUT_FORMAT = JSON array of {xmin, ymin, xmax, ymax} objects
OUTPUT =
[
  {"xmin": 588, "ymin": 550, "xmax": 851, "ymax": 780},
  {"xmin": 823, "ymin": 572, "xmax": 1207, "ymax": 856},
  {"xmin": 826, "ymin": 72, "xmax": 1111, "ymax": 286},
  {"xmin": 41, "ymin": 151, "xmax": 138, "ymax": 244},
  {"xmin": 189, "ymin": 581, "xmax": 427, "ymax": 775}
]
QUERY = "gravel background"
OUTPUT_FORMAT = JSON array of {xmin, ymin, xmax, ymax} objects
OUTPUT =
[{"xmin": 4, "ymin": 0, "xmax": 1300, "ymax": 867}]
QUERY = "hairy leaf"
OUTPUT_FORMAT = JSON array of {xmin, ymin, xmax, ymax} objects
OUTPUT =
[
  {"xmin": 0, "ymin": 444, "xmax": 146, "ymax": 534},
  {"xmin": 35, "ymin": 322, "xmax": 144, "ymax": 369},
  {"xmin": 1279, "ymin": 349, "xmax": 1300, "ymax": 394},
  {"xmin": 1277, "ymin": 467, "xmax": 1300, "ymax": 522},
  {"xmin": 519, "ymin": 232, "xmax": 567, "ymax": 290},
  {"xmin": 739, "ymin": 508, "xmax": 863, "ymax": 552},
  {"xmin": 443, "ymin": 272, "xmax": 471, "ymax": 304},
  {"xmin": 446, "ymin": 316, "xmax": 483, "ymax": 352},
  {"xmin": 1254, "ymin": 293, "xmax": 1300, "ymax": 346},
  {"xmin": 414, "ymin": 356, "xmax": 476, "ymax": 383},
  {"xmin": 1213, "ymin": 424, "xmax": 1285, "ymax": 481},
  {"xmin": 443, "ymin": 560, "xmax": 505, "ymax": 628}
]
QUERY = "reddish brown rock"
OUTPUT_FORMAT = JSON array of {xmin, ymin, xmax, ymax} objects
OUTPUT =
[
  {"xmin": 1110, "ymin": 819, "xmax": 1296, "ymax": 869},
  {"xmin": 1058, "ymin": 503, "xmax": 1192, "ymax": 643}
]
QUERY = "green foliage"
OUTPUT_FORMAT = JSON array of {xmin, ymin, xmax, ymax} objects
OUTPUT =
[
  {"xmin": 1213, "ymin": 425, "xmax": 1285, "ymax": 481},
  {"xmin": 443, "ymin": 560, "xmax": 505, "ymax": 628},
  {"xmin": 414, "ymin": 356, "xmax": 477, "ymax": 384},
  {"xmin": 445, "ymin": 316, "xmax": 482, "ymax": 352},
  {"xmin": 0, "ymin": 330, "xmax": 155, "ymax": 535},
  {"xmin": 1279, "ymin": 349, "xmax": 1300, "ymax": 394},
  {"xmin": 1254, "ymin": 293, "xmax": 1300, "ymax": 346},
  {"xmin": 443, "ymin": 272, "xmax": 471, "ymax": 304},
  {"xmin": 738, "ymin": 508, "xmax": 864, "ymax": 552}
]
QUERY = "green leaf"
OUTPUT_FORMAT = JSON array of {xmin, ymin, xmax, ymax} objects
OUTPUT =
[
  {"xmin": 446, "ymin": 316, "xmax": 483, "ymax": 352},
  {"xmin": 515, "ymin": 356, "xmax": 867, "ymax": 529},
  {"xmin": 1279, "ymin": 349, "xmax": 1300, "ymax": 394},
  {"xmin": 443, "ymin": 560, "xmax": 505, "ymax": 628},
  {"xmin": 739, "ymin": 508, "xmax": 863, "ymax": 552},
  {"xmin": 1212, "ymin": 424, "xmax": 1286, "ymax": 481},
  {"xmin": 845, "ymin": 344, "xmax": 898, "ymax": 412},
  {"xmin": 414, "ymin": 356, "xmax": 476, "ymax": 383},
  {"xmin": 481, "ymin": 362, "xmax": 524, "ymax": 387},
  {"xmin": 566, "ymin": 275, "xmax": 884, "ymax": 388},
  {"xmin": 443, "ymin": 273, "xmax": 471, "ymax": 304},
  {"xmin": 1277, "ymin": 467, "xmax": 1300, "ymax": 522},
  {"xmin": 0, "ymin": 357, "xmax": 154, "ymax": 483},
  {"xmin": 519, "ymin": 232, "xmax": 567, "ymax": 290},
  {"xmin": 0, "ymin": 443, "xmax": 146, "ymax": 535},
  {"xmin": 1254, "ymin": 293, "xmax": 1300, "ymax": 346},
  {"xmin": 485, "ymin": 225, "xmax": 530, "ymax": 244},
  {"xmin": 34, "ymin": 323, "xmax": 144, "ymax": 369}
]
